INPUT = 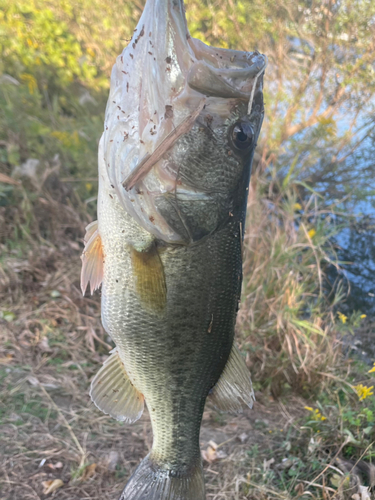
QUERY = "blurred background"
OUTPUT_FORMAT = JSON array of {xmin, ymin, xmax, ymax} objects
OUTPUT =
[{"xmin": 0, "ymin": 1, "xmax": 374, "ymax": 499}]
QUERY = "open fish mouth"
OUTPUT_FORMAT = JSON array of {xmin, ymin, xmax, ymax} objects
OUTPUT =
[{"xmin": 102, "ymin": 0, "xmax": 267, "ymax": 244}]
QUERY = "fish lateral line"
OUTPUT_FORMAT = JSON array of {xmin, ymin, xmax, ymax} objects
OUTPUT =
[{"xmin": 122, "ymin": 98, "xmax": 206, "ymax": 191}]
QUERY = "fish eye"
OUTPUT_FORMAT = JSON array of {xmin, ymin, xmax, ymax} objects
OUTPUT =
[{"xmin": 231, "ymin": 122, "xmax": 254, "ymax": 151}]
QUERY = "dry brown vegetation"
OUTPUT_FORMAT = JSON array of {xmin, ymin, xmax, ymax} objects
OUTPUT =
[
  {"xmin": 238, "ymin": 171, "xmax": 343, "ymax": 398},
  {"xmin": 1, "ymin": 171, "xmax": 374, "ymax": 500}
]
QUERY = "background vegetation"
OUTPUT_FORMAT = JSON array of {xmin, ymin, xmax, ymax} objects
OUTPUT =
[{"xmin": 0, "ymin": 0, "xmax": 374, "ymax": 498}]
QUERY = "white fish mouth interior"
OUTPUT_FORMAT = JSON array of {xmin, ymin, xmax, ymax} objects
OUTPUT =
[
  {"xmin": 122, "ymin": 99, "xmax": 206, "ymax": 192},
  {"xmin": 103, "ymin": 0, "xmax": 266, "ymax": 243}
]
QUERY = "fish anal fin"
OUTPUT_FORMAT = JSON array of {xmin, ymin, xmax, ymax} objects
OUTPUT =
[
  {"xmin": 90, "ymin": 348, "xmax": 144, "ymax": 423},
  {"xmin": 81, "ymin": 220, "xmax": 104, "ymax": 295},
  {"xmin": 208, "ymin": 343, "xmax": 255, "ymax": 413},
  {"xmin": 131, "ymin": 244, "xmax": 167, "ymax": 313}
]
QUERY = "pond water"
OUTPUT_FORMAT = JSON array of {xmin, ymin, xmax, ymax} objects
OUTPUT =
[{"xmin": 334, "ymin": 215, "xmax": 375, "ymax": 317}]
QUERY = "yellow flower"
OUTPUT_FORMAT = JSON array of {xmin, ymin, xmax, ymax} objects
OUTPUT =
[
  {"xmin": 87, "ymin": 47, "xmax": 96, "ymax": 58},
  {"xmin": 314, "ymin": 410, "xmax": 326, "ymax": 421},
  {"xmin": 360, "ymin": 314, "xmax": 367, "ymax": 319},
  {"xmin": 305, "ymin": 407, "xmax": 327, "ymax": 421},
  {"xmin": 50, "ymin": 131, "xmax": 80, "ymax": 148},
  {"xmin": 307, "ymin": 229, "xmax": 316, "ymax": 239},
  {"xmin": 355, "ymin": 384, "xmax": 374, "ymax": 401},
  {"xmin": 337, "ymin": 311, "xmax": 347, "ymax": 324},
  {"xmin": 20, "ymin": 73, "xmax": 38, "ymax": 95},
  {"xmin": 294, "ymin": 203, "xmax": 302, "ymax": 211},
  {"xmin": 368, "ymin": 363, "xmax": 375, "ymax": 374}
]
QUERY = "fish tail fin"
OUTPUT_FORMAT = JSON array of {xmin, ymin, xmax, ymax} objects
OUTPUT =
[{"xmin": 119, "ymin": 454, "xmax": 205, "ymax": 500}]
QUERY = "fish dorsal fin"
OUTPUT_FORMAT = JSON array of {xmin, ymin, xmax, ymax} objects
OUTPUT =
[
  {"xmin": 80, "ymin": 220, "xmax": 104, "ymax": 295},
  {"xmin": 131, "ymin": 244, "xmax": 167, "ymax": 313},
  {"xmin": 90, "ymin": 348, "xmax": 144, "ymax": 423},
  {"xmin": 208, "ymin": 343, "xmax": 255, "ymax": 413}
]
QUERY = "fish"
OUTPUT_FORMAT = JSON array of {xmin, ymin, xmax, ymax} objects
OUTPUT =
[{"xmin": 80, "ymin": 0, "xmax": 266, "ymax": 499}]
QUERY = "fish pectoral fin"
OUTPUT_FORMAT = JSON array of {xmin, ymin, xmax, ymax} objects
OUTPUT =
[
  {"xmin": 208, "ymin": 343, "xmax": 255, "ymax": 413},
  {"xmin": 80, "ymin": 220, "xmax": 104, "ymax": 295},
  {"xmin": 131, "ymin": 243, "xmax": 167, "ymax": 313},
  {"xmin": 90, "ymin": 348, "xmax": 144, "ymax": 423}
]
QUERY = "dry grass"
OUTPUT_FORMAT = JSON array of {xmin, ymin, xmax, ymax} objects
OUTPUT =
[{"xmin": 238, "ymin": 173, "xmax": 343, "ymax": 397}]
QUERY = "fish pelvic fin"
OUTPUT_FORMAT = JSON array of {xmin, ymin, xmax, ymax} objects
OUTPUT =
[
  {"xmin": 131, "ymin": 244, "xmax": 167, "ymax": 313},
  {"xmin": 119, "ymin": 454, "xmax": 205, "ymax": 500},
  {"xmin": 80, "ymin": 220, "xmax": 104, "ymax": 295},
  {"xmin": 90, "ymin": 348, "xmax": 144, "ymax": 423},
  {"xmin": 208, "ymin": 343, "xmax": 255, "ymax": 413}
]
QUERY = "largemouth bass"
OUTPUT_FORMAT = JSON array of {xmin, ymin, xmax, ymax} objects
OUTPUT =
[{"xmin": 81, "ymin": 1, "xmax": 266, "ymax": 498}]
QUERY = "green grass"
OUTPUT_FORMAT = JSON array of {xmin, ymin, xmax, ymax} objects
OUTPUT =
[{"xmin": 0, "ymin": 390, "xmax": 57, "ymax": 424}]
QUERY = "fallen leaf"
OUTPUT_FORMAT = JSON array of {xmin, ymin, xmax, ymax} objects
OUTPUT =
[
  {"xmin": 38, "ymin": 337, "xmax": 52, "ymax": 353},
  {"xmin": 202, "ymin": 441, "xmax": 221, "ymax": 463},
  {"xmin": 0, "ymin": 173, "xmax": 21, "ymax": 185},
  {"xmin": 42, "ymin": 479, "xmax": 64, "ymax": 495},
  {"xmin": 106, "ymin": 451, "xmax": 120, "ymax": 471},
  {"xmin": 263, "ymin": 457, "xmax": 275, "ymax": 473},
  {"xmin": 359, "ymin": 486, "xmax": 371, "ymax": 500},
  {"xmin": 68, "ymin": 241, "xmax": 80, "ymax": 251},
  {"xmin": 0, "ymin": 354, "xmax": 13, "ymax": 365},
  {"xmin": 277, "ymin": 458, "xmax": 294, "ymax": 470},
  {"xmin": 295, "ymin": 483, "xmax": 304, "ymax": 497},
  {"xmin": 81, "ymin": 463, "xmax": 96, "ymax": 481},
  {"xmin": 27, "ymin": 376, "xmax": 39, "ymax": 387},
  {"xmin": 238, "ymin": 433, "xmax": 248, "ymax": 443},
  {"xmin": 47, "ymin": 462, "xmax": 63, "ymax": 470}
]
